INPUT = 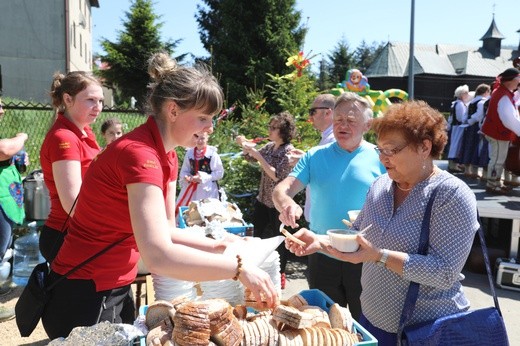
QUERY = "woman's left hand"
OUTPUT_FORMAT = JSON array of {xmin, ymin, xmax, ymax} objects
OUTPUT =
[
  {"xmin": 243, "ymin": 146, "xmax": 260, "ymax": 160},
  {"xmin": 324, "ymin": 234, "xmax": 380, "ymax": 264},
  {"xmin": 191, "ymin": 174, "xmax": 202, "ymax": 184},
  {"xmin": 284, "ymin": 228, "xmax": 324, "ymax": 256},
  {"xmin": 239, "ymin": 263, "xmax": 278, "ymax": 308}
]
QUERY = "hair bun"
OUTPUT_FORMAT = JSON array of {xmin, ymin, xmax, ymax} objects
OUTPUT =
[{"xmin": 147, "ymin": 52, "xmax": 178, "ymax": 82}]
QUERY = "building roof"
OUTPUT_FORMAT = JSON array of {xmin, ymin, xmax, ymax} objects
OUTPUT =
[
  {"xmin": 366, "ymin": 41, "xmax": 518, "ymax": 78},
  {"xmin": 90, "ymin": 0, "xmax": 99, "ymax": 8},
  {"xmin": 480, "ymin": 18, "xmax": 505, "ymax": 41}
]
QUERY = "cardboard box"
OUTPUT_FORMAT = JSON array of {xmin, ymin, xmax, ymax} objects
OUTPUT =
[
  {"xmin": 495, "ymin": 258, "xmax": 520, "ymax": 292},
  {"xmin": 177, "ymin": 205, "xmax": 253, "ymax": 236}
]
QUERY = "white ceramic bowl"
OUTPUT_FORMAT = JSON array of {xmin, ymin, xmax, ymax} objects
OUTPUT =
[
  {"xmin": 347, "ymin": 210, "xmax": 361, "ymax": 223},
  {"xmin": 327, "ymin": 229, "xmax": 360, "ymax": 252}
]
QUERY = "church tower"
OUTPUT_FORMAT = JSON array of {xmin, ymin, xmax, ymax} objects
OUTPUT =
[{"xmin": 480, "ymin": 15, "xmax": 505, "ymax": 58}]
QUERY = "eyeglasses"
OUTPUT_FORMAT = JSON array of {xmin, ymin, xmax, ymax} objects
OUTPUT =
[
  {"xmin": 374, "ymin": 143, "xmax": 409, "ymax": 157},
  {"xmin": 268, "ymin": 125, "xmax": 279, "ymax": 131},
  {"xmin": 309, "ymin": 107, "xmax": 330, "ymax": 116}
]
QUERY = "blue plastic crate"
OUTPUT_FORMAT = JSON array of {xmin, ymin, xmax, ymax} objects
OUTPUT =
[
  {"xmin": 177, "ymin": 206, "xmax": 252, "ymax": 236},
  {"xmin": 139, "ymin": 289, "xmax": 377, "ymax": 346}
]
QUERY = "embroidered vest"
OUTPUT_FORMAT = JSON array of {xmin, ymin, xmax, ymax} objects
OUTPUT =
[{"xmin": 481, "ymin": 85, "xmax": 515, "ymax": 141}]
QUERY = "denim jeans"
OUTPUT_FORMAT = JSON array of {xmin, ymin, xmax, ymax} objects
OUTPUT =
[{"xmin": 0, "ymin": 206, "xmax": 13, "ymax": 260}]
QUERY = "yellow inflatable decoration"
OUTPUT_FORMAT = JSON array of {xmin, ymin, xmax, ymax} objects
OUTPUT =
[{"xmin": 331, "ymin": 69, "xmax": 408, "ymax": 117}]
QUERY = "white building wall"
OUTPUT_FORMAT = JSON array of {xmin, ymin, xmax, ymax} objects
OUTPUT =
[
  {"xmin": 0, "ymin": 0, "xmax": 95, "ymax": 103},
  {"xmin": 68, "ymin": 0, "xmax": 94, "ymax": 72}
]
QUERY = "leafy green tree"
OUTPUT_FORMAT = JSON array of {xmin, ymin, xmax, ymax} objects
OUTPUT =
[
  {"xmin": 96, "ymin": 0, "xmax": 184, "ymax": 109},
  {"xmin": 353, "ymin": 40, "xmax": 385, "ymax": 72},
  {"xmin": 196, "ymin": 0, "xmax": 307, "ymax": 106}
]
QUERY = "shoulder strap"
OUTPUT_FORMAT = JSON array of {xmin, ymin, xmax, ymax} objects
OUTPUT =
[
  {"xmin": 399, "ymin": 189, "xmax": 502, "ymax": 333},
  {"xmin": 398, "ymin": 186, "xmax": 440, "ymax": 329},
  {"xmin": 46, "ymin": 233, "xmax": 132, "ymax": 291},
  {"xmin": 476, "ymin": 211, "xmax": 502, "ymax": 313}
]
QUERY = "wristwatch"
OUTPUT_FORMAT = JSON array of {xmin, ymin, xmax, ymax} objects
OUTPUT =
[{"xmin": 377, "ymin": 249, "xmax": 389, "ymax": 267}]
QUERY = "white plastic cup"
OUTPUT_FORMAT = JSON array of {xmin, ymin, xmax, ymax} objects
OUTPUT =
[
  {"xmin": 347, "ymin": 210, "xmax": 361, "ymax": 223},
  {"xmin": 327, "ymin": 229, "xmax": 360, "ymax": 252}
]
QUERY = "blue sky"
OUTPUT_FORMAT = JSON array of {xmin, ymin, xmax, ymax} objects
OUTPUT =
[{"xmin": 93, "ymin": 0, "xmax": 519, "ymax": 66}]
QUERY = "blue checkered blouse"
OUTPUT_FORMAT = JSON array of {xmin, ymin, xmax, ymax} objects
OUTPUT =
[{"xmin": 354, "ymin": 169, "xmax": 479, "ymax": 333}]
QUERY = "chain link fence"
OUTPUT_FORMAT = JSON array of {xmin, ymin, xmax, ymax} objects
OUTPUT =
[{"xmin": 1, "ymin": 102, "xmax": 146, "ymax": 175}]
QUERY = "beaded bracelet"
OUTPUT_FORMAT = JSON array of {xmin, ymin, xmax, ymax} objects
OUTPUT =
[{"xmin": 232, "ymin": 254, "xmax": 243, "ymax": 281}]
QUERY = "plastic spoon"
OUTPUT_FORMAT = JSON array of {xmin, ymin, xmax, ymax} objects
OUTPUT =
[{"xmin": 357, "ymin": 223, "xmax": 373, "ymax": 237}]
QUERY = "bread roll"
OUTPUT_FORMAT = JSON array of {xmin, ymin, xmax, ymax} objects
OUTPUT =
[
  {"xmin": 286, "ymin": 294, "xmax": 308, "ymax": 309},
  {"xmin": 328, "ymin": 303, "xmax": 354, "ymax": 332},
  {"xmin": 145, "ymin": 300, "xmax": 175, "ymax": 330},
  {"xmin": 145, "ymin": 322, "xmax": 173, "ymax": 346},
  {"xmin": 272, "ymin": 304, "xmax": 314, "ymax": 329},
  {"xmin": 299, "ymin": 305, "xmax": 331, "ymax": 328}
]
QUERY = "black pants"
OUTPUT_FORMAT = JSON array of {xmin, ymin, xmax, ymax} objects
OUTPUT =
[
  {"xmin": 252, "ymin": 200, "xmax": 289, "ymax": 273},
  {"xmin": 42, "ymin": 271, "xmax": 135, "ymax": 340},
  {"xmin": 39, "ymin": 225, "xmax": 66, "ymax": 263},
  {"xmin": 308, "ymin": 252, "xmax": 362, "ymax": 319}
]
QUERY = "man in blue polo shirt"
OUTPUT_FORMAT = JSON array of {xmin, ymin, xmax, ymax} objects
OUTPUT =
[{"xmin": 273, "ymin": 92, "xmax": 385, "ymax": 319}]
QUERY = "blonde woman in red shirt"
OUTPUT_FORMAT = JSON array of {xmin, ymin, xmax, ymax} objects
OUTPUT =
[
  {"xmin": 39, "ymin": 72, "xmax": 103, "ymax": 263},
  {"xmin": 43, "ymin": 53, "xmax": 277, "ymax": 339}
]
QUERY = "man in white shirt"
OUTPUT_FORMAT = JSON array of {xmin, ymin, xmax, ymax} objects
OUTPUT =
[
  {"xmin": 481, "ymin": 68, "xmax": 520, "ymax": 194},
  {"xmin": 302, "ymin": 94, "xmax": 336, "ymax": 221}
]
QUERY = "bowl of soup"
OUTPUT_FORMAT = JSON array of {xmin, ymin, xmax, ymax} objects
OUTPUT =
[{"xmin": 327, "ymin": 229, "xmax": 360, "ymax": 252}]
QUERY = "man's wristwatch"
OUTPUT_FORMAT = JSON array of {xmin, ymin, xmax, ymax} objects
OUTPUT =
[{"xmin": 377, "ymin": 249, "xmax": 389, "ymax": 267}]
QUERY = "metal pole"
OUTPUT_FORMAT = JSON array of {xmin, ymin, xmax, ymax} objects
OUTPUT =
[{"xmin": 407, "ymin": 0, "xmax": 415, "ymax": 100}]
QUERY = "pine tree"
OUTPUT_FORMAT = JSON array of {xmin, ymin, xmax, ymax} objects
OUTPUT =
[
  {"xmin": 327, "ymin": 39, "xmax": 355, "ymax": 87},
  {"xmin": 354, "ymin": 40, "xmax": 385, "ymax": 73},
  {"xmin": 196, "ymin": 0, "xmax": 307, "ymax": 106},
  {"xmin": 97, "ymin": 0, "xmax": 183, "ymax": 109}
]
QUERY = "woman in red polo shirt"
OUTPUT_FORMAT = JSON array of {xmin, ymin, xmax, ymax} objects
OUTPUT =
[
  {"xmin": 42, "ymin": 53, "xmax": 277, "ymax": 339},
  {"xmin": 39, "ymin": 71, "xmax": 102, "ymax": 263}
]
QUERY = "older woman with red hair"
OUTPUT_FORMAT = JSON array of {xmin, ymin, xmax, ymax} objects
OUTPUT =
[{"xmin": 285, "ymin": 100, "xmax": 479, "ymax": 344}]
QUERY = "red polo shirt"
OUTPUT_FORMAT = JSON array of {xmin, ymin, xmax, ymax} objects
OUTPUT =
[
  {"xmin": 52, "ymin": 117, "xmax": 178, "ymax": 291},
  {"xmin": 40, "ymin": 114, "xmax": 100, "ymax": 231}
]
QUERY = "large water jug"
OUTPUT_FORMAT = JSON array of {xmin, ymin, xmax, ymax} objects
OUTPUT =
[{"xmin": 13, "ymin": 221, "xmax": 44, "ymax": 286}]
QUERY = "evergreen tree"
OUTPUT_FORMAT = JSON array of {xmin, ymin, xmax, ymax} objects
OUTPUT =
[
  {"xmin": 317, "ymin": 58, "xmax": 333, "ymax": 91},
  {"xmin": 196, "ymin": 0, "xmax": 307, "ymax": 106},
  {"xmin": 97, "ymin": 0, "xmax": 183, "ymax": 109},
  {"xmin": 354, "ymin": 40, "xmax": 385, "ymax": 72},
  {"xmin": 327, "ymin": 38, "xmax": 355, "ymax": 87}
]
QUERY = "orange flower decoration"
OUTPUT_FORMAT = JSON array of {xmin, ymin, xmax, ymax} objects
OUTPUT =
[{"xmin": 286, "ymin": 51, "xmax": 310, "ymax": 77}]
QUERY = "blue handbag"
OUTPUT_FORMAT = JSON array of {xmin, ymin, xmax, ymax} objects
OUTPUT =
[{"xmin": 398, "ymin": 189, "xmax": 509, "ymax": 346}]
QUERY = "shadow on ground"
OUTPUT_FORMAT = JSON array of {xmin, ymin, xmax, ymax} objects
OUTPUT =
[{"xmin": 285, "ymin": 252, "xmax": 308, "ymax": 280}]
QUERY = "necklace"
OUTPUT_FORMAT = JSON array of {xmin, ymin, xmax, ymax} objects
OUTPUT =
[{"xmin": 396, "ymin": 167, "xmax": 437, "ymax": 192}]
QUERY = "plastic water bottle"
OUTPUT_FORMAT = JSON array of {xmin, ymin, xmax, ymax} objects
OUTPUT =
[{"xmin": 12, "ymin": 221, "xmax": 44, "ymax": 286}]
